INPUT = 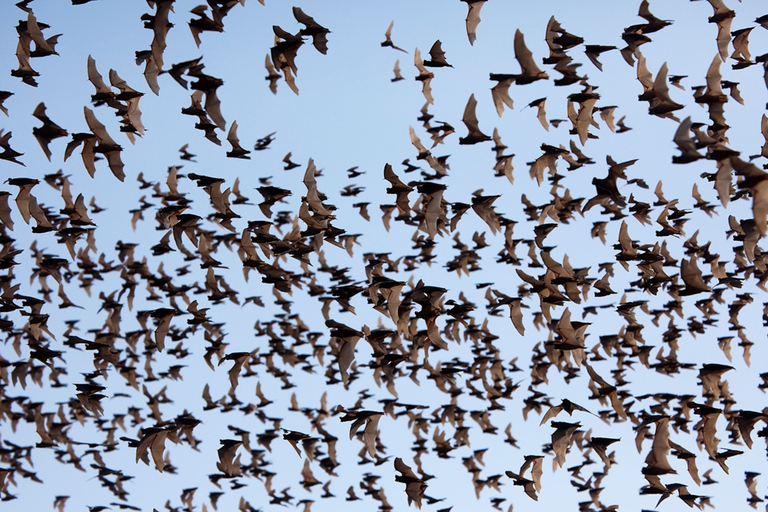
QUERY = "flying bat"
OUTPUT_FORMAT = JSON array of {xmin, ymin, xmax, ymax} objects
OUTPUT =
[
  {"xmin": 83, "ymin": 106, "xmax": 125, "ymax": 181},
  {"xmin": 392, "ymin": 59, "xmax": 404, "ymax": 82},
  {"xmin": 226, "ymin": 121, "xmax": 251, "ymax": 159},
  {"xmin": 423, "ymin": 40, "xmax": 452, "ymax": 68},
  {"xmin": 513, "ymin": 29, "xmax": 549, "ymax": 84},
  {"xmin": 0, "ymin": 130, "xmax": 25, "ymax": 166},
  {"xmin": 461, "ymin": 0, "xmax": 487, "ymax": 45},
  {"xmin": 459, "ymin": 94, "xmax": 490, "ymax": 144},
  {"xmin": 381, "ymin": 20, "xmax": 407, "ymax": 53},
  {"xmin": 293, "ymin": 7, "xmax": 330, "ymax": 54}
]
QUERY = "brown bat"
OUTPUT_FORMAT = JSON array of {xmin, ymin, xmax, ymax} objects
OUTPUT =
[
  {"xmin": 83, "ymin": 107, "xmax": 125, "ymax": 181},
  {"xmin": 423, "ymin": 40, "xmax": 452, "ymax": 68},
  {"xmin": 649, "ymin": 61, "xmax": 683, "ymax": 118},
  {"xmin": 87, "ymin": 55, "xmax": 119, "ymax": 108},
  {"xmin": 705, "ymin": 0, "xmax": 735, "ymax": 62},
  {"xmin": 149, "ymin": 307, "xmax": 180, "ymax": 351},
  {"xmin": 584, "ymin": 44, "xmax": 616, "ymax": 71},
  {"xmin": 25, "ymin": 12, "xmax": 58, "ymax": 57},
  {"xmin": 551, "ymin": 421, "xmax": 580, "ymax": 469},
  {"xmin": 226, "ymin": 121, "xmax": 251, "ymax": 159},
  {"xmin": 293, "ymin": 7, "xmax": 330, "ymax": 54},
  {"xmin": 134, "ymin": 50, "xmax": 160, "ymax": 95},
  {"xmin": 489, "ymin": 74, "xmax": 514, "ymax": 117},
  {"xmin": 413, "ymin": 48, "xmax": 435, "ymax": 104},
  {"xmin": 696, "ymin": 55, "xmax": 728, "ymax": 104},
  {"xmin": 142, "ymin": 0, "xmax": 173, "ymax": 69},
  {"xmin": 459, "ymin": 94, "xmax": 490, "ymax": 144},
  {"xmin": 11, "ymin": 38, "xmax": 39, "ymax": 87},
  {"xmin": 505, "ymin": 470, "xmax": 538, "ymax": 501},
  {"xmin": 0, "ymin": 91, "xmax": 12, "ymax": 116},
  {"xmin": 513, "ymin": 29, "xmax": 549, "ymax": 84},
  {"xmin": 672, "ymin": 117, "xmax": 703, "ymax": 163},
  {"xmin": 0, "ymin": 130, "xmax": 24, "ymax": 165},
  {"xmin": 392, "ymin": 59, "xmax": 404, "ymax": 82},
  {"xmin": 381, "ymin": 20, "xmax": 407, "ymax": 53},
  {"xmin": 109, "ymin": 69, "xmax": 145, "ymax": 140},
  {"xmin": 265, "ymin": 54, "xmax": 280, "ymax": 94},
  {"xmin": 730, "ymin": 156, "xmax": 768, "ymax": 235},
  {"xmin": 343, "ymin": 410, "xmax": 383, "ymax": 457},
  {"xmin": 188, "ymin": 4, "xmax": 224, "ymax": 48},
  {"xmin": 135, "ymin": 427, "xmax": 169, "ymax": 472},
  {"xmin": 216, "ymin": 439, "xmax": 242, "ymax": 476},
  {"xmin": 461, "ymin": 0, "xmax": 487, "ymax": 45},
  {"xmin": 394, "ymin": 457, "xmax": 427, "ymax": 508}
]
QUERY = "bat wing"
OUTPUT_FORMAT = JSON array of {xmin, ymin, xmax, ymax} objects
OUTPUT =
[
  {"xmin": 576, "ymin": 98, "xmax": 597, "ymax": 145},
  {"xmin": 514, "ymin": 29, "xmax": 544, "ymax": 77},
  {"xmin": 507, "ymin": 299, "xmax": 525, "ymax": 335},
  {"xmin": 490, "ymin": 77, "xmax": 514, "ymax": 117},
  {"xmin": 150, "ymin": 1, "xmax": 173, "ymax": 68},
  {"xmin": 27, "ymin": 13, "xmax": 54, "ymax": 55},
  {"xmin": 394, "ymin": 457, "xmax": 420, "ymax": 481},
  {"xmin": 672, "ymin": 117, "xmax": 701, "ymax": 162},
  {"xmin": 302, "ymin": 158, "xmax": 332, "ymax": 215},
  {"xmin": 311, "ymin": 33, "xmax": 329, "ymax": 55},
  {"xmin": 363, "ymin": 414, "xmax": 382, "ymax": 457},
  {"xmin": 413, "ymin": 48, "xmax": 432, "ymax": 78},
  {"xmin": 75, "ymin": 137, "xmax": 97, "ymax": 177},
  {"xmin": 465, "ymin": 1, "xmax": 486, "ymax": 45},
  {"xmin": 535, "ymin": 99, "xmax": 549, "ymax": 131},
  {"xmin": 225, "ymin": 122, "xmax": 240, "ymax": 149},
  {"xmin": 681, "ymin": 256, "xmax": 710, "ymax": 293},
  {"xmin": 392, "ymin": 59, "xmax": 403, "ymax": 81},
  {"xmin": 460, "ymin": 93, "xmax": 489, "ymax": 143},
  {"xmin": 292, "ymin": 7, "xmax": 318, "ymax": 28},
  {"xmin": 704, "ymin": 54, "xmax": 724, "ymax": 98},
  {"xmin": 136, "ymin": 51, "xmax": 161, "ymax": 95},
  {"xmin": 428, "ymin": 40, "xmax": 450, "ymax": 66},
  {"xmin": 87, "ymin": 55, "xmax": 112, "ymax": 95},
  {"xmin": 283, "ymin": 66, "xmax": 299, "ymax": 95},
  {"xmin": 650, "ymin": 62, "xmax": 683, "ymax": 114},
  {"xmin": 751, "ymin": 179, "xmax": 768, "ymax": 236},
  {"xmin": 337, "ymin": 336, "xmax": 358, "ymax": 385},
  {"xmin": 636, "ymin": 51, "xmax": 653, "ymax": 93},
  {"xmin": 265, "ymin": 54, "xmax": 279, "ymax": 94},
  {"xmin": 462, "ymin": 93, "xmax": 480, "ymax": 131},
  {"xmin": 204, "ymin": 89, "xmax": 226, "ymax": 130},
  {"xmin": 84, "ymin": 107, "xmax": 118, "ymax": 146},
  {"xmin": 715, "ymin": 17, "xmax": 733, "ymax": 62},
  {"xmin": 409, "ymin": 125, "xmax": 428, "ymax": 154}
]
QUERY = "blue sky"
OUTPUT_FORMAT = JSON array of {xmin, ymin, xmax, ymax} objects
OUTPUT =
[{"xmin": 1, "ymin": 1, "xmax": 768, "ymax": 512}]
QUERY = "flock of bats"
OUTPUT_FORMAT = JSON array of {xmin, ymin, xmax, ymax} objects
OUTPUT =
[{"xmin": 3, "ymin": 0, "xmax": 768, "ymax": 511}]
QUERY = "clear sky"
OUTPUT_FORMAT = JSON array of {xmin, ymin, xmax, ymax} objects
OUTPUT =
[{"xmin": 1, "ymin": 1, "xmax": 768, "ymax": 512}]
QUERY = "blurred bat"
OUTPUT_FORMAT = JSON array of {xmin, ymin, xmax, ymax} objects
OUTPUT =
[
  {"xmin": 461, "ymin": 0, "xmax": 487, "ymax": 45},
  {"xmin": 459, "ymin": 93, "xmax": 490, "ymax": 144},
  {"xmin": 382, "ymin": 20, "xmax": 407, "ymax": 53}
]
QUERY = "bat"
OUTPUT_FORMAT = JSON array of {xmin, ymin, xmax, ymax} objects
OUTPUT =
[
  {"xmin": 293, "ymin": 7, "xmax": 330, "ymax": 54},
  {"xmin": 459, "ymin": 94, "xmax": 490, "ymax": 144},
  {"xmin": 0, "ymin": 130, "xmax": 25, "ymax": 165},
  {"xmin": 489, "ymin": 74, "xmax": 515, "ymax": 117},
  {"xmin": 381, "ymin": 20, "xmax": 407, "ymax": 53},
  {"xmin": 423, "ymin": 40, "xmax": 452, "ymax": 68},
  {"xmin": 265, "ymin": 54, "xmax": 280, "ymax": 94},
  {"xmin": 392, "ymin": 59, "xmax": 404, "ymax": 82},
  {"xmin": 584, "ymin": 44, "xmax": 616, "ymax": 71},
  {"xmin": 226, "ymin": 121, "xmax": 251, "ymax": 159},
  {"xmin": 514, "ymin": 29, "xmax": 548, "ymax": 84},
  {"xmin": 461, "ymin": 0, "xmax": 487, "ymax": 45},
  {"xmin": 84, "ymin": 107, "xmax": 125, "ymax": 181}
]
